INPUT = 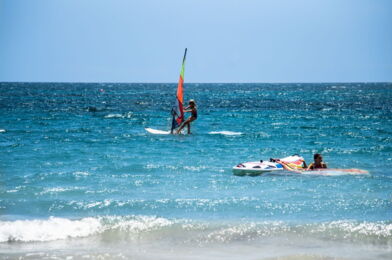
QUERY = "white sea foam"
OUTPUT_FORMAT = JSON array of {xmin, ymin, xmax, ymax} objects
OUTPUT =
[
  {"xmin": 0, "ymin": 217, "xmax": 102, "ymax": 242},
  {"xmin": 0, "ymin": 215, "xmax": 177, "ymax": 243},
  {"xmin": 1, "ymin": 217, "xmax": 390, "ymax": 244},
  {"xmin": 85, "ymin": 199, "xmax": 113, "ymax": 209},
  {"xmin": 72, "ymin": 171, "xmax": 90, "ymax": 180},
  {"xmin": 104, "ymin": 113, "xmax": 123, "ymax": 118},
  {"xmin": 209, "ymin": 131, "xmax": 242, "ymax": 136},
  {"xmin": 0, "ymin": 129, "xmax": 5, "ymax": 133},
  {"xmin": 39, "ymin": 187, "xmax": 80, "ymax": 195},
  {"xmin": 104, "ymin": 112, "xmax": 132, "ymax": 119},
  {"xmin": 107, "ymin": 215, "xmax": 173, "ymax": 233},
  {"xmin": 316, "ymin": 220, "xmax": 392, "ymax": 238},
  {"xmin": 144, "ymin": 164, "xmax": 208, "ymax": 172},
  {"xmin": 183, "ymin": 165, "xmax": 208, "ymax": 171},
  {"xmin": 29, "ymin": 171, "xmax": 91, "ymax": 181}
]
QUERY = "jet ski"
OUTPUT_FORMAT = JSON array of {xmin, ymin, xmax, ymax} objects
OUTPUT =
[{"xmin": 232, "ymin": 155, "xmax": 305, "ymax": 176}]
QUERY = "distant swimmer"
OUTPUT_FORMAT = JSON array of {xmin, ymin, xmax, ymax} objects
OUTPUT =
[
  {"xmin": 176, "ymin": 99, "xmax": 197, "ymax": 134},
  {"xmin": 307, "ymin": 153, "xmax": 327, "ymax": 170}
]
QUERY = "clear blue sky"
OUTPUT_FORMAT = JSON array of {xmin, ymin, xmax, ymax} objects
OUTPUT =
[{"xmin": 0, "ymin": 0, "xmax": 391, "ymax": 83}]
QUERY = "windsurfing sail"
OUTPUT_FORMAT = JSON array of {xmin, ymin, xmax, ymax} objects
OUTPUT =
[{"xmin": 170, "ymin": 48, "xmax": 187, "ymax": 133}]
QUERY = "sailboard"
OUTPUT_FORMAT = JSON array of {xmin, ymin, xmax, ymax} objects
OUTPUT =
[
  {"xmin": 301, "ymin": 168, "xmax": 369, "ymax": 176},
  {"xmin": 145, "ymin": 48, "xmax": 187, "ymax": 135},
  {"xmin": 145, "ymin": 128, "xmax": 171, "ymax": 135}
]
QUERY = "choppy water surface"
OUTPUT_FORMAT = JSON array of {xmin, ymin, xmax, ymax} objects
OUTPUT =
[{"xmin": 0, "ymin": 82, "xmax": 391, "ymax": 259}]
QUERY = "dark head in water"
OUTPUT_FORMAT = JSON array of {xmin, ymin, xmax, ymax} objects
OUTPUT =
[
  {"xmin": 308, "ymin": 153, "xmax": 327, "ymax": 170},
  {"xmin": 314, "ymin": 153, "xmax": 323, "ymax": 162},
  {"xmin": 87, "ymin": 106, "xmax": 97, "ymax": 112}
]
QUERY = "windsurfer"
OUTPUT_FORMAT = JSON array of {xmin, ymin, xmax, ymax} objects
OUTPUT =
[{"xmin": 176, "ymin": 99, "xmax": 197, "ymax": 134}]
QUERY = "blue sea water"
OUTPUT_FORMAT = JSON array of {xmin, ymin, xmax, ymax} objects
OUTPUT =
[{"xmin": 0, "ymin": 82, "xmax": 391, "ymax": 259}]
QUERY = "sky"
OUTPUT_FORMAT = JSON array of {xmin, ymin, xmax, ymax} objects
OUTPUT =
[{"xmin": 0, "ymin": 0, "xmax": 391, "ymax": 83}]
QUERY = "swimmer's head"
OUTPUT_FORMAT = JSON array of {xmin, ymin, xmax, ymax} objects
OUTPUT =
[{"xmin": 314, "ymin": 153, "xmax": 323, "ymax": 161}]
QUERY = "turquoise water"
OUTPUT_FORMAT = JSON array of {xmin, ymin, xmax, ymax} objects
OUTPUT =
[{"xmin": 0, "ymin": 82, "xmax": 391, "ymax": 259}]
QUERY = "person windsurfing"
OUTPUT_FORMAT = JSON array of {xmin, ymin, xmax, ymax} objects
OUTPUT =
[{"xmin": 176, "ymin": 99, "xmax": 197, "ymax": 134}]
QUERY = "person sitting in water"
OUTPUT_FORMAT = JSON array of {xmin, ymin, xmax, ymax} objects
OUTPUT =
[
  {"xmin": 176, "ymin": 99, "xmax": 197, "ymax": 134},
  {"xmin": 306, "ymin": 153, "xmax": 327, "ymax": 170},
  {"xmin": 277, "ymin": 154, "xmax": 327, "ymax": 172}
]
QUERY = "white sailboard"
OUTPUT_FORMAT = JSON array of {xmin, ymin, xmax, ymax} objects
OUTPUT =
[{"xmin": 145, "ymin": 128, "xmax": 171, "ymax": 135}]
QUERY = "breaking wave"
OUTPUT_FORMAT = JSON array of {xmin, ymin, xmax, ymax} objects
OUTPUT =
[
  {"xmin": 209, "ymin": 131, "xmax": 243, "ymax": 136},
  {"xmin": 1, "ymin": 216, "xmax": 391, "ymax": 244}
]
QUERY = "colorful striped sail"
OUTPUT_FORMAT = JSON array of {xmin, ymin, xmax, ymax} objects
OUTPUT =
[{"xmin": 171, "ymin": 48, "xmax": 187, "ymax": 133}]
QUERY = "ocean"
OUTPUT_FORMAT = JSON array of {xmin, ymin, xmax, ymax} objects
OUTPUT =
[{"xmin": 0, "ymin": 82, "xmax": 391, "ymax": 259}]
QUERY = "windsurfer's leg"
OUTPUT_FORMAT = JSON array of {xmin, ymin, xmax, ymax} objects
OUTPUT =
[
  {"xmin": 176, "ymin": 124, "xmax": 183, "ymax": 134},
  {"xmin": 186, "ymin": 117, "xmax": 196, "ymax": 134},
  {"xmin": 176, "ymin": 120, "xmax": 188, "ymax": 134},
  {"xmin": 176, "ymin": 117, "xmax": 195, "ymax": 134},
  {"xmin": 177, "ymin": 122, "xmax": 189, "ymax": 134}
]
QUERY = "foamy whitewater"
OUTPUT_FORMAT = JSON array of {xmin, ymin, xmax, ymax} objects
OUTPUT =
[{"xmin": 1, "ymin": 82, "xmax": 391, "ymax": 259}]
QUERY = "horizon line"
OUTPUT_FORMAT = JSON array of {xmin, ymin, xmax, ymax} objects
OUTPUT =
[{"xmin": 1, "ymin": 81, "xmax": 391, "ymax": 85}]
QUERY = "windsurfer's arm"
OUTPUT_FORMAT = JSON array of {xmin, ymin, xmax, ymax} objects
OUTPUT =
[
  {"xmin": 302, "ymin": 160, "xmax": 307, "ymax": 168},
  {"xmin": 277, "ymin": 160, "xmax": 302, "ymax": 173},
  {"xmin": 184, "ymin": 107, "xmax": 197, "ymax": 113}
]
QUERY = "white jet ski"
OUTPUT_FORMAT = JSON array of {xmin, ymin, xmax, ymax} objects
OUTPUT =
[{"xmin": 232, "ymin": 155, "xmax": 305, "ymax": 176}]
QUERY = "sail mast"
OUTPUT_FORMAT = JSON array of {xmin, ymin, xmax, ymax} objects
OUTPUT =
[{"xmin": 171, "ymin": 48, "xmax": 187, "ymax": 133}]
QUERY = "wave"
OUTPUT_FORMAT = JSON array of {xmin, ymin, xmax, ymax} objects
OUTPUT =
[
  {"xmin": 39, "ymin": 186, "xmax": 84, "ymax": 195},
  {"xmin": 1, "ymin": 216, "xmax": 391, "ymax": 244},
  {"xmin": 209, "ymin": 131, "xmax": 243, "ymax": 136},
  {"xmin": 0, "ymin": 217, "xmax": 102, "ymax": 242},
  {"xmin": 104, "ymin": 113, "xmax": 123, "ymax": 118},
  {"xmin": 27, "ymin": 171, "xmax": 91, "ymax": 182},
  {"xmin": 144, "ymin": 164, "xmax": 209, "ymax": 172},
  {"xmin": 0, "ymin": 129, "xmax": 5, "ymax": 133},
  {"xmin": 0, "ymin": 215, "xmax": 173, "ymax": 243},
  {"xmin": 104, "ymin": 112, "xmax": 133, "ymax": 119}
]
